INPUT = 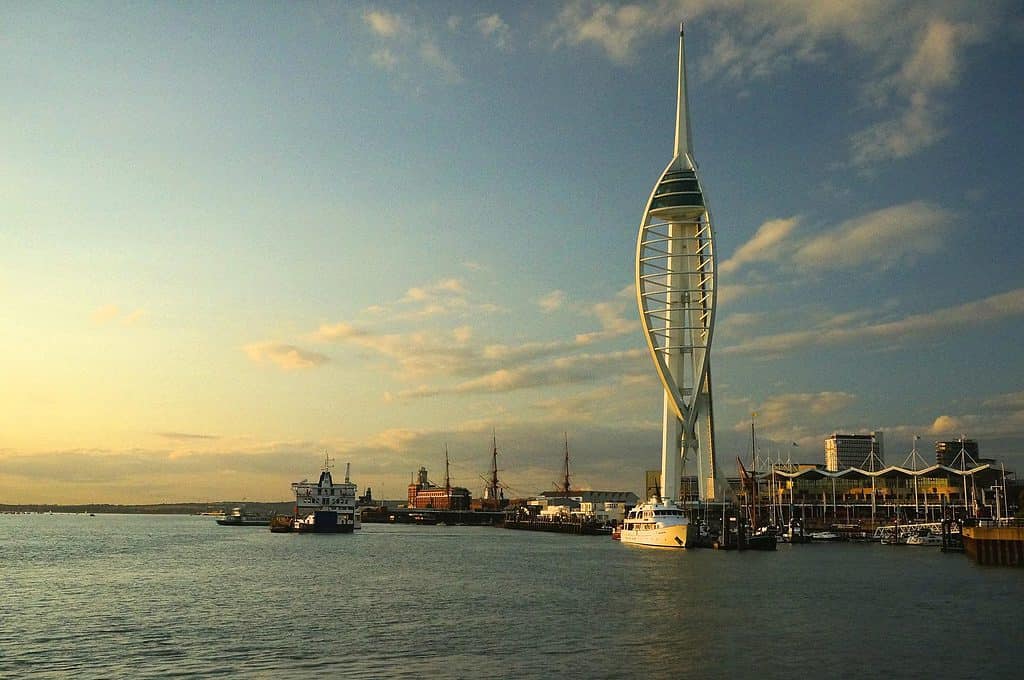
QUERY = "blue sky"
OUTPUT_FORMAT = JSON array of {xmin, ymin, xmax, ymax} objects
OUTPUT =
[{"xmin": 2, "ymin": 1, "xmax": 1023, "ymax": 503}]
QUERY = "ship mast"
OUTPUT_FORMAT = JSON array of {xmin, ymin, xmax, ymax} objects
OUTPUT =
[
  {"xmin": 486, "ymin": 430, "xmax": 501, "ymax": 501},
  {"xmin": 444, "ymin": 444, "xmax": 453, "ymax": 507},
  {"xmin": 562, "ymin": 432, "xmax": 572, "ymax": 496},
  {"xmin": 444, "ymin": 444, "xmax": 451, "ymax": 494}
]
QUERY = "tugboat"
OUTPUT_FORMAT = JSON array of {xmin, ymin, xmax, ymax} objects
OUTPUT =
[{"xmin": 273, "ymin": 454, "xmax": 357, "ymax": 533}]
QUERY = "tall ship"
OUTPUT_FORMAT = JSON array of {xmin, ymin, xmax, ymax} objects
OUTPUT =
[{"xmin": 280, "ymin": 455, "xmax": 357, "ymax": 533}]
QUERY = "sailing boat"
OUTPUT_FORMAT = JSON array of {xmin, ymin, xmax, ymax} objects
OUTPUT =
[{"xmin": 739, "ymin": 421, "xmax": 776, "ymax": 550}]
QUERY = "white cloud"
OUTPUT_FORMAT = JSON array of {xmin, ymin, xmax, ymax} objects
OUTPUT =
[
  {"xmin": 722, "ymin": 287, "xmax": 1024, "ymax": 357},
  {"xmin": 243, "ymin": 342, "xmax": 330, "ymax": 370},
  {"xmin": 370, "ymin": 48, "xmax": 399, "ymax": 71},
  {"xmin": 398, "ymin": 348, "xmax": 646, "ymax": 398},
  {"xmin": 420, "ymin": 39, "xmax": 463, "ymax": 83},
  {"xmin": 794, "ymin": 201, "xmax": 949, "ymax": 271},
  {"xmin": 91, "ymin": 304, "xmax": 146, "ymax": 326},
  {"xmin": 719, "ymin": 217, "xmax": 799, "ymax": 274},
  {"xmin": 720, "ymin": 202, "xmax": 949, "ymax": 291},
  {"xmin": 364, "ymin": 10, "xmax": 406, "ymax": 38},
  {"xmin": 476, "ymin": 14, "xmax": 511, "ymax": 50},
  {"xmin": 362, "ymin": 10, "xmax": 462, "ymax": 83},
  {"xmin": 549, "ymin": 1, "xmax": 999, "ymax": 165},
  {"xmin": 575, "ymin": 285, "xmax": 635, "ymax": 344},
  {"xmin": 752, "ymin": 391, "xmax": 858, "ymax": 433},
  {"xmin": 550, "ymin": 0, "xmax": 670, "ymax": 64},
  {"xmin": 92, "ymin": 304, "xmax": 121, "ymax": 324},
  {"xmin": 537, "ymin": 289, "xmax": 567, "ymax": 312}
]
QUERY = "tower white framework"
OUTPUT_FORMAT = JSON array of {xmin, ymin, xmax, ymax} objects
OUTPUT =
[{"xmin": 636, "ymin": 23, "xmax": 724, "ymax": 503}]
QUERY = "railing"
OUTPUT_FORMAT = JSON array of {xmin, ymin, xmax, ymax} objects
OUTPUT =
[{"xmin": 976, "ymin": 518, "xmax": 1024, "ymax": 528}]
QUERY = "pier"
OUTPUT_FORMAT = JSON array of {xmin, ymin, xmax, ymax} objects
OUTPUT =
[
  {"xmin": 361, "ymin": 507, "xmax": 505, "ymax": 526},
  {"xmin": 962, "ymin": 519, "xmax": 1024, "ymax": 566}
]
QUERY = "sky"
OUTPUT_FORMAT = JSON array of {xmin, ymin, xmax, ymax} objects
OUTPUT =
[{"xmin": 2, "ymin": 1, "xmax": 1023, "ymax": 504}]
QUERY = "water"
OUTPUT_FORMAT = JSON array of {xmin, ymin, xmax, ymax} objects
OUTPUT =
[{"xmin": 2, "ymin": 514, "xmax": 1022, "ymax": 679}]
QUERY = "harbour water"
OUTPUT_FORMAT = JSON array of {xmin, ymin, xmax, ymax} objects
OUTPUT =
[{"xmin": 3, "ymin": 513, "xmax": 1022, "ymax": 679}]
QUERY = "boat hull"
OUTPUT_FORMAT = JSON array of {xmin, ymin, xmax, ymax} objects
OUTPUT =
[
  {"xmin": 619, "ymin": 524, "xmax": 689, "ymax": 548},
  {"xmin": 216, "ymin": 518, "xmax": 268, "ymax": 526},
  {"xmin": 294, "ymin": 510, "xmax": 355, "ymax": 534}
]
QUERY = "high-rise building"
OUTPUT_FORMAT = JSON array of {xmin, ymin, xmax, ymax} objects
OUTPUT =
[
  {"xmin": 936, "ymin": 439, "xmax": 979, "ymax": 467},
  {"xmin": 825, "ymin": 432, "xmax": 884, "ymax": 471}
]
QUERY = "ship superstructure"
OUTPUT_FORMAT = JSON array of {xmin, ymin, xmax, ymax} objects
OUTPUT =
[{"xmin": 290, "ymin": 455, "xmax": 358, "ymax": 533}]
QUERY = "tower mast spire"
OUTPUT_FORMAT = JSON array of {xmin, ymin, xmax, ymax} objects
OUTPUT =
[
  {"xmin": 636, "ymin": 20, "xmax": 722, "ymax": 505},
  {"xmin": 673, "ymin": 21, "xmax": 694, "ymax": 164}
]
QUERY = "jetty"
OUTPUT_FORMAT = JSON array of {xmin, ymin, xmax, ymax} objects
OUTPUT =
[{"xmin": 963, "ymin": 519, "xmax": 1024, "ymax": 566}]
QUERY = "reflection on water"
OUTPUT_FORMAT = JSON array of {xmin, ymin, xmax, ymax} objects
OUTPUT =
[{"xmin": 3, "ymin": 514, "xmax": 1022, "ymax": 679}]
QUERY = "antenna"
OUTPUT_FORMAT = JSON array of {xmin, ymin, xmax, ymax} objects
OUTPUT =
[{"xmin": 673, "ymin": 18, "xmax": 694, "ymax": 162}]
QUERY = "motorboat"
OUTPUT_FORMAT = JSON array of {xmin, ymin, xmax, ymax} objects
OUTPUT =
[{"xmin": 619, "ymin": 498, "xmax": 690, "ymax": 548}]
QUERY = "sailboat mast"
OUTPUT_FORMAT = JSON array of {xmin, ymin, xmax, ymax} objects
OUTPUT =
[{"xmin": 750, "ymin": 420, "xmax": 758, "ymax": 529}]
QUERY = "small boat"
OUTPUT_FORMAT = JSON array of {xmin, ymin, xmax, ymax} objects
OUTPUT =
[
  {"xmin": 216, "ymin": 507, "xmax": 270, "ymax": 526},
  {"xmin": 746, "ymin": 526, "xmax": 777, "ymax": 550},
  {"xmin": 906, "ymin": 531, "xmax": 943, "ymax": 546},
  {"xmin": 809, "ymin": 531, "xmax": 841, "ymax": 541},
  {"xmin": 780, "ymin": 520, "xmax": 812, "ymax": 544},
  {"xmin": 269, "ymin": 515, "xmax": 294, "ymax": 533}
]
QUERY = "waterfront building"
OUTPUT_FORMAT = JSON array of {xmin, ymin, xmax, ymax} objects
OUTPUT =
[
  {"xmin": 635, "ymin": 21, "xmax": 724, "ymax": 504},
  {"xmin": 406, "ymin": 466, "xmax": 471, "ymax": 510},
  {"xmin": 825, "ymin": 432, "xmax": 884, "ymax": 472},
  {"xmin": 747, "ymin": 456, "xmax": 1015, "ymax": 525},
  {"xmin": 538, "ymin": 490, "xmax": 639, "ymax": 507},
  {"xmin": 533, "ymin": 490, "xmax": 638, "ymax": 523}
]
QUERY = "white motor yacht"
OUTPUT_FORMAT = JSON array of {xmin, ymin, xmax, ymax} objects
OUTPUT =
[{"xmin": 619, "ymin": 498, "xmax": 690, "ymax": 548}]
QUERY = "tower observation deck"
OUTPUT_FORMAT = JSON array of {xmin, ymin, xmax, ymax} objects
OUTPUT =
[{"xmin": 635, "ymin": 23, "xmax": 726, "ymax": 504}]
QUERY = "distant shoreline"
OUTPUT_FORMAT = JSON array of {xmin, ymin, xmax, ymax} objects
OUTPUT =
[{"xmin": 0, "ymin": 501, "xmax": 294, "ymax": 515}]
